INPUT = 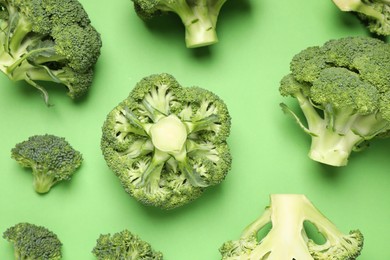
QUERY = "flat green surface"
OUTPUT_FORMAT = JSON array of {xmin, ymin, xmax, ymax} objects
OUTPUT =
[{"xmin": 0, "ymin": 0, "xmax": 389, "ymax": 259}]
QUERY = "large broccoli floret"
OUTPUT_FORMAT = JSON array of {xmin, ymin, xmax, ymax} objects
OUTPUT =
[
  {"xmin": 101, "ymin": 73, "xmax": 231, "ymax": 209},
  {"xmin": 131, "ymin": 0, "xmax": 227, "ymax": 48},
  {"xmin": 331, "ymin": 0, "xmax": 390, "ymax": 35},
  {"xmin": 219, "ymin": 194, "xmax": 364, "ymax": 260},
  {"xmin": 279, "ymin": 36, "xmax": 390, "ymax": 167},
  {"xmin": 11, "ymin": 134, "xmax": 83, "ymax": 193},
  {"xmin": 3, "ymin": 222, "xmax": 62, "ymax": 260},
  {"xmin": 0, "ymin": 0, "xmax": 102, "ymax": 104},
  {"xmin": 92, "ymin": 229, "xmax": 163, "ymax": 259}
]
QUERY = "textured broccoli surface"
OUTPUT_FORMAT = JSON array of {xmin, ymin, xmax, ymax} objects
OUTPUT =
[
  {"xmin": 219, "ymin": 194, "xmax": 364, "ymax": 260},
  {"xmin": 279, "ymin": 36, "xmax": 390, "ymax": 166},
  {"xmin": 331, "ymin": 0, "xmax": 390, "ymax": 35},
  {"xmin": 0, "ymin": 0, "xmax": 102, "ymax": 104},
  {"xmin": 92, "ymin": 229, "xmax": 163, "ymax": 259},
  {"xmin": 11, "ymin": 134, "xmax": 83, "ymax": 193},
  {"xmin": 101, "ymin": 73, "xmax": 231, "ymax": 209},
  {"xmin": 131, "ymin": 0, "xmax": 227, "ymax": 48},
  {"xmin": 3, "ymin": 222, "xmax": 62, "ymax": 260}
]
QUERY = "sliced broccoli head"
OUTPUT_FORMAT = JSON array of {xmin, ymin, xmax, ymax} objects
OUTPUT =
[
  {"xmin": 3, "ymin": 222, "xmax": 62, "ymax": 260},
  {"xmin": 92, "ymin": 229, "xmax": 163, "ymax": 259},
  {"xmin": 219, "ymin": 194, "xmax": 364, "ymax": 260},
  {"xmin": 101, "ymin": 73, "xmax": 232, "ymax": 209},
  {"xmin": 11, "ymin": 134, "xmax": 83, "ymax": 193}
]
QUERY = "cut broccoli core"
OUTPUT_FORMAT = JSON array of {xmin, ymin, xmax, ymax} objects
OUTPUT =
[{"xmin": 149, "ymin": 115, "xmax": 187, "ymax": 154}]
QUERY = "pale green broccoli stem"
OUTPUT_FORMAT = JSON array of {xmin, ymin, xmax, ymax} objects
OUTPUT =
[
  {"xmin": 332, "ymin": 0, "xmax": 386, "ymax": 21},
  {"xmin": 159, "ymin": 0, "xmax": 222, "ymax": 48},
  {"xmin": 32, "ymin": 168, "xmax": 56, "ymax": 193}
]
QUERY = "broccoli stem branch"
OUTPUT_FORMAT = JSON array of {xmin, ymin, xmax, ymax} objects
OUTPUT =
[{"xmin": 32, "ymin": 169, "xmax": 56, "ymax": 193}]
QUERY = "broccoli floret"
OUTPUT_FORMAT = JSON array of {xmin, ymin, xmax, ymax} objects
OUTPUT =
[
  {"xmin": 92, "ymin": 229, "xmax": 163, "ymax": 259},
  {"xmin": 219, "ymin": 194, "xmax": 364, "ymax": 260},
  {"xmin": 331, "ymin": 0, "xmax": 390, "ymax": 35},
  {"xmin": 3, "ymin": 222, "xmax": 62, "ymax": 260},
  {"xmin": 131, "ymin": 0, "xmax": 227, "ymax": 48},
  {"xmin": 0, "ymin": 0, "xmax": 102, "ymax": 104},
  {"xmin": 101, "ymin": 73, "xmax": 231, "ymax": 209},
  {"xmin": 11, "ymin": 134, "xmax": 83, "ymax": 193},
  {"xmin": 279, "ymin": 36, "xmax": 390, "ymax": 167}
]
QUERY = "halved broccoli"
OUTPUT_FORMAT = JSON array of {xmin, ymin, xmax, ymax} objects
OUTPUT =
[
  {"xmin": 219, "ymin": 194, "xmax": 364, "ymax": 260},
  {"xmin": 0, "ymin": 0, "xmax": 102, "ymax": 104},
  {"xmin": 3, "ymin": 222, "xmax": 62, "ymax": 260},
  {"xmin": 131, "ymin": 0, "xmax": 227, "ymax": 48},
  {"xmin": 11, "ymin": 134, "xmax": 83, "ymax": 193},
  {"xmin": 279, "ymin": 36, "xmax": 390, "ymax": 167},
  {"xmin": 331, "ymin": 0, "xmax": 390, "ymax": 35},
  {"xmin": 101, "ymin": 73, "xmax": 232, "ymax": 209},
  {"xmin": 92, "ymin": 229, "xmax": 163, "ymax": 259}
]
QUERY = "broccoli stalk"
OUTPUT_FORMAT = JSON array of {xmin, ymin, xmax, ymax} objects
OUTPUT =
[
  {"xmin": 101, "ymin": 73, "xmax": 232, "ymax": 209},
  {"xmin": 0, "ymin": 0, "xmax": 102, "ymax": 104},
  {"xmin": 131, "ymin": 0, "xmax": 227, "ymax": 48},
  {"xmin": 331, "ymin": 0, "xmax": 390, "ymax": 35},
  {"xmin": 219, "ymin": 194, "xmax": 364, "ymax": 260}
]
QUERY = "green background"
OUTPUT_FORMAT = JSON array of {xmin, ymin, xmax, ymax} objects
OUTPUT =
[{"xmin": 0, "ymin": 0, "xmax": 388, "ymax": 259}]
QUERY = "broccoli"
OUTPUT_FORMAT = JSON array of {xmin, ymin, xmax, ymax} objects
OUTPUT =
[
  {"xmin": 331, "ymin": 0, "xmax": 390, "ymax": 35},
  {"xmin": 3, "ymin": 222, "xmax": 62, "ymax": 260},
  {"xmin": 131, "ymin": 0, "xmax": 227, "ymax": 48},
  {"xmin": 0, "ymin": 0, "xmax": 102, "ymax": 104},
  {"xmin": 101, "ymin": 73, "xmax": 231, "ymax": 209},
  {"xmin": 279, "ymin": 36, "xmax": 390, "ymax": 167},
  {"xmin": 92, "ymin": 229, "xmax": 163, "ymax": 259},
  {"xmin": 11, "ymin": 134, "xmax": 83, "ymax": 193},
  {"xmin": 219, "ymin": 194, "xmax": 364, "ymax": 260}
]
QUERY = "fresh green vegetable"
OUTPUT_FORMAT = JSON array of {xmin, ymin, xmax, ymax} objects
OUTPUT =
[
  {"xmin": 0, "ymin": 0, "xmax": 102, "ymax": 104},
  {"xmin": 101, "ymin": 73, "xmax": 231, "ymax": 209},
  {"xmin": 11, "ymin": 134, "xmax": 83, "ymax": 193},
  {"xmin": 279, "ymin": 36, "xmax": 390, "ymax": 166},
  {"xmin": 92, "ymin": 229, "xmax": 163, "ymax": 259},
  {"xmin": 3, "ymin": 222, "xmax": 62, "ymax": 260},
  {"xmin": 130, "ymin": 0, "xmax": 227, "ymax": 48},
  {"xmin": 331, "ymin": 0, "xmax": 390, "ymax": 35},
  {"xmin": 220, "ymin": 194, "xmax": 364, "ymax": 260}
]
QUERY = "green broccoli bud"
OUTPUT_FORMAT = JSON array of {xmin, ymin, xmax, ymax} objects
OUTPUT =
[
  {"xmin": 219, "ymin": 194, "xmax": 364, "ymax": 260},
  {"xmin": 11, "ymin": 134, "xmax": 83, "ymax": 193},
  {"xmin": 101, "ymin": 73, "xmax": 232, "ymax": 209},
  {"xmin": 92, "ymin": 229, "xmax": 163, "ymax": 259},
  {"xmin": 3, "ymin": 222, "xmax": 62, "ymax": 260}
]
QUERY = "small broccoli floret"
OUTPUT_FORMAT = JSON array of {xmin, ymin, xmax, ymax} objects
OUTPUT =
[
  {"xmin": 219, "ymin": 194, "xmax": 364, "ymax": 260},
  {"xmin": 3, "ymin": 222, "xmax": 62, "ymax": 260},
  {"xmin": 101, "ymin": 73, "xmax": 232, "ymax": 209},
  {"xmin": 92, "ymin": 229, "xmax": 163, "ymax": 259},
  {"xmin": 131, "ymin": 0, "xmax": 228, "ymax": 48},
  {"xmin": 279, "ymin": 36, "xmax": 390, "ymax": 166},
  {"xmin": 0, "ymin": 0, "xmax": 102, "ymax": 104},
  {"xmin": 331, "ymin": 0, "xmax": 390, "ymax": 35},
  {"xmin": 11, "ymin": 134, "xmax": 83, "ymax": 193}
]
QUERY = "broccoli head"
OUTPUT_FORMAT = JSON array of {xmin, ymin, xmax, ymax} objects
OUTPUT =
[
  {"xmin": 331, "ymin": 0, "xmax": 390, "ymax": 35},
  {"xmin": 219, "ymin": 194, "xmax": 364, "ymax": 260},
  {"xmin": 279, "ymin": 36, "xmax": 390, "ymax": 166},
  {"xmin": 101, "ymin": 73, "xmax": 232, "ymax": 209},
  {"xmin": 11, "ymin": 134, "xmax": 83, "ymax": 193},
  {"xmin": 0, "ymin": 0, "xmax": 102, "ymax": 104},
  {"xmin": 131, "ymin": 0, "xmax": 228, "ymax": 48},
  {"xmin": 3, "ymin": 222, "xmax": 62, "ymax": 260},
  {"xmin": 92, "ymin": 229, "xmax": 163, "ymax": 259}
]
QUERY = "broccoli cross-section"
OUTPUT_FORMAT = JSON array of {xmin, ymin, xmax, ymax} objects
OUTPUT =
[
  {"xmin": 279, "ymin": 36, "xmax": 390, "ymax": 166},
  {"xmin": 3, "ymin": 222, "xmax": 62, "ymax": 260},
  {"xmin": 0, "ymin": 0, "xmax": 102, "ymax": 104},
  {"xmin": 101, "ymin": 73, "xmax": 232, "ymax": 209},
  {"xmin": 131, "ymin": 0, "xmax": 227, "ymax": 48},
  {"xmin": 219, "ymin": 194, "xmax": 364, "ymax": 260},
  {"xmin": 92, "ymin": 229, "xmax": 163, "ymax": 259},
  {"xmin": 11, "ymin": 134, "xmax": 83, "ymax": 193},
  {"xmin": 331, "ymin": 0, "xmax": 390, "ymax": 35}
]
